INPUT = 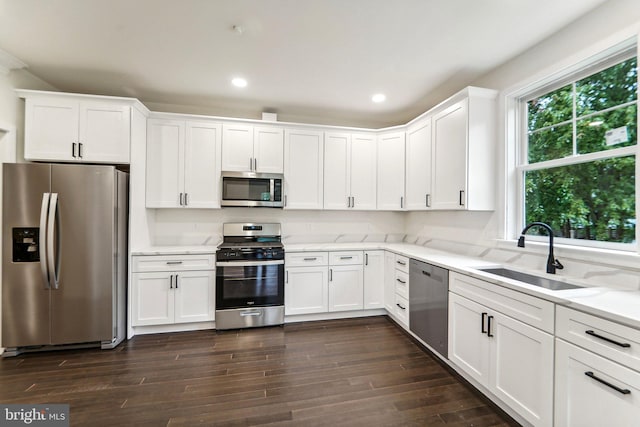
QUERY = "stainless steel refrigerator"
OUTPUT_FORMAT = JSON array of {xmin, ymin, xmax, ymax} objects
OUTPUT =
[{"xmin": 2, "ymin": 163, "xmax": 127, "ymax": 356}]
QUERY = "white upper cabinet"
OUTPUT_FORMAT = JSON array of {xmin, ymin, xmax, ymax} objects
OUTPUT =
[
  {"xmin": 221, "ymin": 124, "xmax": 284, "ymax": 173},
  {"xmin": 405, "ymin": 117, "xmax": 432, "ymax": 210},
  {"xmin": 377, "ymin": 131, "xmax": 406, "ymax": 210},
  {"xmin": 284, "ymin": 129, "xmax": 324, "ymax": 209},
  {"xmin": 146, "ymin": 118, "xmax": 221, "ymax": 208},
  {"xmin": 431, "ymin": 87, "xmax": 497, "ymax": 210},
  {"xmin": 324, "ymin": 132, "xmax": 376, "ymax": 210},
  {"xmin": 23, "ymin": 93, "xmax": 131, "ymax": 163}
]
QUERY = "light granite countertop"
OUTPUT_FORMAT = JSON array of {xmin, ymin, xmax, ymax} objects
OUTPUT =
[{"xmin": 131, "ymin": 242, "xmax": 640, "ymax": 330}]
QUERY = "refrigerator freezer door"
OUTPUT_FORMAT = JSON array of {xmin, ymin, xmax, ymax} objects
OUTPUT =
[
  {"xmin": 2, "ymin": 163, "xmax": 52, "ymax": 347},
  {"xmin": 49, "ymin": 164, "xmax": 115, "ymax": 345}
]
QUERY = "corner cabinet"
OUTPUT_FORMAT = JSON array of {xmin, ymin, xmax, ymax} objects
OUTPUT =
[
  {"xmin": 146, "ymin": 118, "xmax": 222, "ymax": 208},
  {"xmin": 405, "ymin": 117, "xmax": 432, "ymax": 210},
  {"xmin": 448, "ymin": 272, "xmax": 554, "ymax": 427},
  {"xmin": 19, "ymin": 90, "xmax": 135, "ymax": 164},
  {"xmin": 283, "ymin": 129, "xmax": 324, "ymax": 209},
  {"xmin": 377, "ymin": 132, "xmax": 406, "ymax": 211},
  {"xmin": 431, "ymin": 87, "xmax": 497, "ymax": 210}
]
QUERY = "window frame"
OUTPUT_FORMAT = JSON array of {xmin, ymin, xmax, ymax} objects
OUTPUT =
[{"xmin": 505, "ymin": 36, "xmax": 639, "ymax": 253}]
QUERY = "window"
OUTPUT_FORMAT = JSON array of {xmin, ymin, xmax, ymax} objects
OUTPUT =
[{"xmin": 517, "ymin": 53, "xmax": 637, "ymax": 248}]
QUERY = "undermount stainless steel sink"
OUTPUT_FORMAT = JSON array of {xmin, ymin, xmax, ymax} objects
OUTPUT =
[{"xmin": 477, "ymin": 267, "xmax": 583, "ymax": 291}]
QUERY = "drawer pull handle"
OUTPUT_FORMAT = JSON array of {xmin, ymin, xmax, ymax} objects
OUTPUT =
[
  {"xmin": 487, "ymin": 315, "xmax": 494, "ymax": 337},
  {"xmin": 481, "ymin": 312, "xmax": 488, "ymax": 334},
  {"xmin": 396, "ymin": 279, "xmax": 406, "ymax": 284},
  {"xmin": 303, "ymin": 257, "xmax": 317, "ymax": 261},
  {"xmin": 339, "ymin": 256, "xmax": 353, "ymax": 260},
  {"xmin": 396, "ymin": 303, "xmax": 406, "ymax": 310},
  {"xmin": 585, "ymin": 330, "xmax": 631, "ymax": 348},
  {"xmin": 166, "ymin": 261, "xmax": 183, "ymax": 265},
  {"xmin": 422, "ymin": 270, "xmax": 431, "ymax": 276},
  {"xmin": 585, "ymin": 371, "xmax": 631, "ymax": 395},
  {"xmin": 397, "ymin": 261, "xmax": 406, "ymax": 266}
]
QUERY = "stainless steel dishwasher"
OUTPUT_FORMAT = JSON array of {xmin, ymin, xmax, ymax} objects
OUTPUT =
[{"xmin": 409, "ymin": 259, "xmax": 449, "ymax": 358}]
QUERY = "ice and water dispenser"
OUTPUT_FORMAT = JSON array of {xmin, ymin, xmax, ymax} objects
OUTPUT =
[{"xmin": 12, "ymin": 227, "xmax": 40, "ymax": 262}]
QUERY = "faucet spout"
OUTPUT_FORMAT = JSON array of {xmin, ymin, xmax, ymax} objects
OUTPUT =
[{"xmin": 518, "ymin": 222, "xmax": 564, "ymax": 274}]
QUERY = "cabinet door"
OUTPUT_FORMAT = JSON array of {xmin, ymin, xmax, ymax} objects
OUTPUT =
[
  {"xmin": 491, "ymin": 311, "xmax": 554, "ymax": 427},
  {"xmin": 132, "ymin": 272, "xmax": 174, "ymax": 326},
  {"xmin": 24, "ymin": 97, "xmax": 79, "ymax": 161},
  {"xmin": 254, "ymin": 126, "xmax": 284, "ymax": 173},
  {"xmin": 432, "ymin": 99, "xmax": 468, "ymax": 210},
  {"xmin": 284, "ymin": 129, "xmax": 324, "ymax": 209},
  {"xmin": 350, "ymin": 134, "xmax": 377, "ymax": 210},
  {"xmin": 328, "ymin": 265, "xmax": 364, "ymax": 312},
  {"xmin": 146, "ymin": 119, "xmax": 185, "ymax": 208},
  {"xmin": 448, "ymin": 292, "xmax": 491, "ymax": 386},
  {"xmin": 222, "ymin": 124, "xmax": 254, "ymax": 171},
  {"xmin": 555, "ymin": 339, "xmax": 640, "ymax": 427},
  {"xmin": 174, "ymin": 270, "xmax": 215, "ymax": 323},
  {"xmin": 384, "ymin": 252, "xmax": 396, "ymax": 313},
  {"xmin": 323, "ymin": 132, "xmax": 350, "ymax": 209},
  {"xmin": 285, "ymin": 266, "xmax": 329, "ymax": 315},
  {"xmin": 79, "ymin": 102, "xmax": 130, "ymax": 163},
  {"xmin": 184, "ymin": 121, "xmax": 221, "ymax": 208},
  {"xmin": 377, "ymin": 132, "xmax": 405, "ymax": 210},
  {"xmin": 364, "ymin": 251, "xmax": 385, "ymax": 309},
  {"xmin": 406, "ymin": 118, "xmax": 432, "ymax": 210}
]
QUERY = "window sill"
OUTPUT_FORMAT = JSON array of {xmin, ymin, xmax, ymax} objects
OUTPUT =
[{"xmin": 495, "ymin": 239, "xmax": 640, "ymax": 271}]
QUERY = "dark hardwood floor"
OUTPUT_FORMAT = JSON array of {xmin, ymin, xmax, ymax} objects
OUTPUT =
[{"xmin": 0, "ymin": 316, "xmax": 520, "ymax": 426}]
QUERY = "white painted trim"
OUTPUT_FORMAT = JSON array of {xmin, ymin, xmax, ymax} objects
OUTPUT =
[{"xmin": 501, "ymin": 22, "xmax": 640, "ymax": 253}]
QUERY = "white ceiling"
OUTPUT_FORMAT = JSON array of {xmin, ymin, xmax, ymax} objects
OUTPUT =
[{"xmin": 0, "ymin": 0, "xmax": 609, "ymax": 127}]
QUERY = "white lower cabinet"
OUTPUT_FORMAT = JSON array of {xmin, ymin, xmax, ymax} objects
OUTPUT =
[
  {"xmin": 285, "ymin": 266, "xmax": 329, "ymax": 315},
  {"xmin": 285, "ymin": 251, "xmax": 374, "ymax": 315},
  {"xmin": 285, "ymin": 252, "xmax": 329, "ymax": 315},
  {"xmin": 329, "ymin": 264, "xmax": 364, "ymax": 312},
  {"xmin": 448, "ymin": 273, "xmax": 554, "ymax": 427},
  {"xmin": 555, "ymin": 306, "xmax": 640, "ymax": 426},
  {"xmin": 383, "ymin": 251, "xmax": 396, "ymax": 313},
  {"xmin": 555, "ymin": 339, "xmax": 640, "ymax": 427},
  {"xmin": 328, "ymin": 251, "xmax": 364, "ymax": 312},
  {"xmin": 131, "ymin": 255, "xmax": 215, "ymax": 326},
  {"xmin": 363, "ymin": 251, "xmax": 385, "ymax": 309}
]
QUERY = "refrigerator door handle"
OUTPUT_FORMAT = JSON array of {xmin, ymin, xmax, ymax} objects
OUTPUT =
[
  {"xmin": 47, "ymin": 193, "xmax": 60, "ymax": 289},
  {"xmin": 39, "ymin": 193, "xmax": 51, "ymax": 288}
]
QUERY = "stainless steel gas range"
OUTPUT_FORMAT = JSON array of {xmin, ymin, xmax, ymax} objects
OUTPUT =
[{"xmin": 215, "ymin": 223, "xmax": 284, "ymax": 330}]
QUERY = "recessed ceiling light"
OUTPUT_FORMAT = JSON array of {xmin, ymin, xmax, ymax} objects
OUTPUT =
[
  {"xmin": 372, "ymin": 93, "xmax": 386, "ymax": 103},
  {"xmin": 232, "ymin": 77, "xmax": 248, "ymax": 88}
]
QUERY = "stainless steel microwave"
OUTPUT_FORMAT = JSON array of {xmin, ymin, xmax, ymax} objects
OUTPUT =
[{"xmin": 221, "ymin": 172, "xmax": 284, "ymax": 208}]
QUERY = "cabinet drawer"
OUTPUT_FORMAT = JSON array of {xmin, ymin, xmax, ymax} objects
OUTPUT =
[
  {"xmin": 394, "ymin": 294, "xmax": 409, "ymax": 326},
  {"xmin": 555, "ymin": 339, "xmax": 640, "ymax": 427},
  {"xmin": 449, "ymin": 272, "xmax": 554, "ymax": 333},
  {"xmin": 557, "ymin": 306, "xmax": 640, "ymax": 372},
  {"xmin": 329, "ymin": 251, "xmax": 363, "ymax": 265},
  {"xmin": 132, "ymin": 254, "xmax": 215, "ymax": 272},
  {"xmin": 395, "ymin": 270, "xmax": 409, "ymax": 299},
  {"xmin": 394, "ymin": 254, "xmax": 409, "ymax": 273},
  {"xmin": 285, "ymin": 252, "xmax": 328, "ymax": 267}
]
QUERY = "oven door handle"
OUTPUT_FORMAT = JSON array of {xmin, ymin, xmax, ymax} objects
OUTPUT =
[
  {"xmin": 240, "ymin": 310, "xmax": 263, "ymax": 317},
  {"xmin": 216, "ymin": 260, "xmax": 285, "ymax": 267}
]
